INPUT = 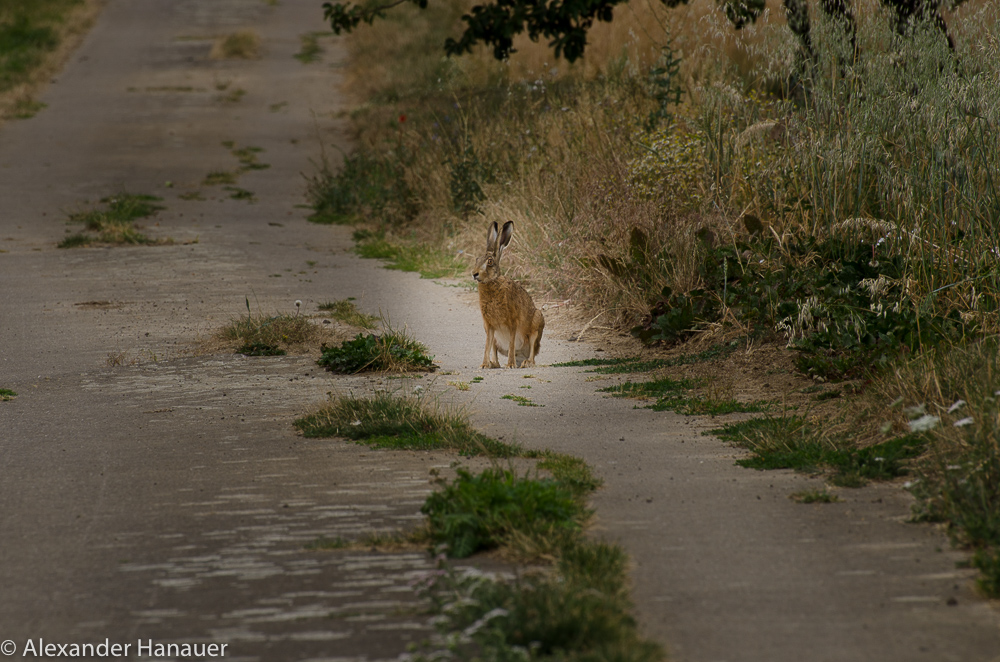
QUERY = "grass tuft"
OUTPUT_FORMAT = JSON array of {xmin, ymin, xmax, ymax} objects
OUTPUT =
[
  {"xmin": 317, "ymin": 299, "xmax": 378, "ymax": 329},
  {"xmin": 413, "ymin": 539, "xmax": 664, "ymax": 661},
  {"xmin": 501, "ymin": 393, "xmax": 542, "ymax": 407},
  {"xmin": 352, "ymin": 228, "xmax": 466, "ymax": 279},
  {"xmin": 211, "ymin": 30, "xmax": 260, "ymax": 59},
  {"xmin": 294, "ymin": 31, "xmax": 329, "ymax": 64},
  {"xmin": 422, "ymin": 466, "xmax": 587, "ymax": 558},
  {"xmin": 790, "ymin": 489, "xmax": 841, "ymax": 504},
  {"xmin": 710, "ymin": 415, "xmax": 928, "ymax": 487},
  {"xmin": 317, "ymin": 326, "xmax": 435, "ymax": 374},
  {"xmin": 294, "ymin": 390, "xmax": 520, "ymax": 457},
  {"xmin": 216, "ymin": 300, "xmax": 322, "ymax": 355},
  {"xmin": 0, "ymin": 388, "xmax": 17, "ymax": 401},
  {"xmin": 59, "ymin": 193, "xmax": 166, "ymax": 247}
]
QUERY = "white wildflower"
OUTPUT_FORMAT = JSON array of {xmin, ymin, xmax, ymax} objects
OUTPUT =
[
  {"xmin": 953, "ymin": 417, "xmax": 974, "ymax": 427},
  {"xmin": 908, "ymin": 414, "xmax": 940, "ymax": 432}
]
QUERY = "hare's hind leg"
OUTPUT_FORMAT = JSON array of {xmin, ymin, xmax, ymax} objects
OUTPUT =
[
  {"xmin": 522, "ymin": 311, "xmax": 544, "ymax": 368},
  {"xmin": 490, "ymin": 335, "xmax": 500, "ymax": 368},
  {"xmin": 504, "ymin": 329, "xmax": 517, "ymax": 369},
  {"xmin": 523, "ymin": 332, "xmax": 538, "ymax": 367}
]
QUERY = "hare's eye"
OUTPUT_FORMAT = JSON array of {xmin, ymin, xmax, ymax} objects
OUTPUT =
[{"xmin": 487, "ymin": 257, "xmax": 493, "ymax": 265}]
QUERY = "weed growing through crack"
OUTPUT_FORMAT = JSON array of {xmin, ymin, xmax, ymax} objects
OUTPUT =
[
  {"xmin": 217, "ymin": 298, "xmax": 321, "ymax": 355},
  {"xmin": 352, "ymin": 229, "xmax": 466, "ymax": 279},
  {"xmin": 295, "ymin": 382, "xmax": 649, "ymax": 656},
  {"xmin": 202, "ymin": 171, "xmax": 237, "ymax": 186},
  {"xmin": 790, "ymin": 489, "xmax": 841, "ymax": 504},
  {"xmin": 422, "ymin": 466, "xmax": 586, "ymax": 558},
  {"xmin": 317, "ymin": 319, "xmax": 435, "ymax": 373},
  {"xmin": 709, "ymin": 416, "xmax": 929, "ymax": 487},
  {"xmin": 501, "ymin": 394, "xmax": 542, "ymax": 407},
  {"xmin": 554, "ymin": 342, "xmax": 740, "ymax": 374},
  {"xmin": 200, "ymin": 144, "xmax": 267, "ymax": 200},
  {"xmin": 231, "ymin": 144, "xmax": 269, "ymax": 171},
  {"xmin": 317, "ymin": 299, "xmax": 377, "ymax": 329},
  {"xmin": 59, "ymin": 193, "xmax": 167, "ymax": 247},
  {"xmin": 220, "ymin": 87, "xmax": 246, "ymax": 104},
  {"xmin": 600, "ymin": 374, "xmax": 772, "ymax": 416},
  {"xmin": 294, "ymin": 31, "xmax": 329, "ymax": 63},
  {"xmin": 0, "ymin": 388, "xmax": 17, "ymax": 401},
  {"xmin": 304, "ymin": 535, "xmax": 350, "ymax": 550},
  {"xmin": 413, "ymin": 543, "xmax": 664, "ymax": 662},
  {"xmin": 294, "ymin": 390, "xmax": 518, "ymax": 457},
  {"xmin": 224, "ymin": 185, "xmax": 255, "ymax": 202},
  {"xmin": 210, "ymin": 30, "xmax": 260, "ymax": 59}
]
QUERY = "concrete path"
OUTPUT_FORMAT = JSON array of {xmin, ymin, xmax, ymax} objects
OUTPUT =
[{"xmin": 1, "ymin": 1, "xmax": 998, "ymax": 661}]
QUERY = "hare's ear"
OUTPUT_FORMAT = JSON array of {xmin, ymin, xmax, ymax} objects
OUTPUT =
[
  {"xmin": 497, "ymin": 221, "xmax": 514, "ymax": 259},
  {"xmin": 486, "ymin": 221, "xmax": 499, "ymax": 251}
]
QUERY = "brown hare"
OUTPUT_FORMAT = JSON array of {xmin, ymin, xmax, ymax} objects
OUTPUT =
[{"xmin": 473, "ymin": 221, "xmax": 545, "ymax": 369}]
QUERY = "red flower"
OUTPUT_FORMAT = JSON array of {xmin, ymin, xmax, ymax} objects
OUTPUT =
[{"xmin": 399, "ymin": 114, "xmax": 407, "ymax": 123}]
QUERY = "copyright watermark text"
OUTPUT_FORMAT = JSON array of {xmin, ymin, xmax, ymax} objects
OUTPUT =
[{"xmin": 2, "ymin": 639, "xmax": 228, "ymax": 658}]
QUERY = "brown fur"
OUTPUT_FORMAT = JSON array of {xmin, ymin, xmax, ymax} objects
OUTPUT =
[{"xmin": 473, "ymin": 221, "xmax": 545, "ymax": 369}]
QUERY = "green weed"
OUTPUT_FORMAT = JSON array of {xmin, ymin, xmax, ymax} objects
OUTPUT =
[
  {"xmin": 235, "ymin": 341, "xmax": 286, "ymax": 356},
  {"xmin": 230, "ymin": 144, "xmax": 269, "ymax": 171},
  {"xmin": 536, "ymin": 451, "xmax": 603, "ymax": 497},
  {"xmin": 8, "ymin": 97, "xmax": 44, "ymax": 118},
  {"xmin": 58, "ymin": 233, "xmax": 91, "ymax": 248},
  {"xmin": 220, "ymin": 87, "xmax": 246, "ymax": 104},
  {"xmin": 0, "ymin": 2, "xmax": 65, "ymax": 94},
  {"xmin": 413, "ymin": 539, "xmax": 664, "ymax": 661},
  {"xmin": 202, "ymin": 171, "xmax": 237, "ymax": 186},
  {"xmin": 317, "ymin": 326, "xmax": 435, "ymax": 373},
  {"xmin": 973, "ymin": 549, "xmax": 1000, "ymax": 599},
  {"xmin": 0, "ymin": 388, "xmax": 17, "ymax": 401},
  {"xmin": 211, "ymin": 30, "xmax": 260, "ymax": 59},
  {"xmin": 59, "ymin": 193, "xmax": 166, "ymax": 247},
  {"xmin": 422, "ymin": 466, "xmax": 587, "ymax": 558},
  {"xmin": 294, "ymin": 390, "xmax": 519, "ymax": 457},
  {"xmin": 224, "ymin": 185, "xmax": 255, "ymax": 202},
  {"xmin": 304, "ymin": 535, "xmax": 350, "ymax": 550},
  {"xmin": 600, "ymin": 376, "xmax": 697, "ymax": 400},
  {"xmin": 317, "ymin": 299, "xmax": 378, "ymax": 329},
  {"xmin": 294, "ymin": 31, "xmax": 329, "ymax": 63},
  {"xmin": 306, "ymin": 151, "xmax": 416, "ymax": 226},
  {"xmin": 790, "ymin": 489, "xmax": 841, "ymax": 504},
  {"xmin": 352, "ymin": 229, "xmax": 465, "ymax": 279},
  {"xmin": 554, "ymin": 342, "xmax": 739, "ymax": 374},
  {"xmin": 710, "ymin": 416, "xmax": 928, "ymax": 486},
  {"xmin": 217, "ymin": 300, "xmax": 320, "ymax": 353},
  {"xmin": 599, "ymin": 375, "xmax": 767, "ymax": 415},
  {"xmin": 501, "ymin": 394, "xmax": 542, "ymax": 407}
]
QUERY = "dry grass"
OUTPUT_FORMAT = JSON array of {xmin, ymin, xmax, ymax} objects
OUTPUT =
[{"xmin": 210, "ymin": 30, "xmax": 261, "ymax": 60}]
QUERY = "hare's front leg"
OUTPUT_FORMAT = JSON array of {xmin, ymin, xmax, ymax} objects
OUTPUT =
[{"xmin": 482, "ymin": 325, "xmax": 499, "ymax": 369}]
